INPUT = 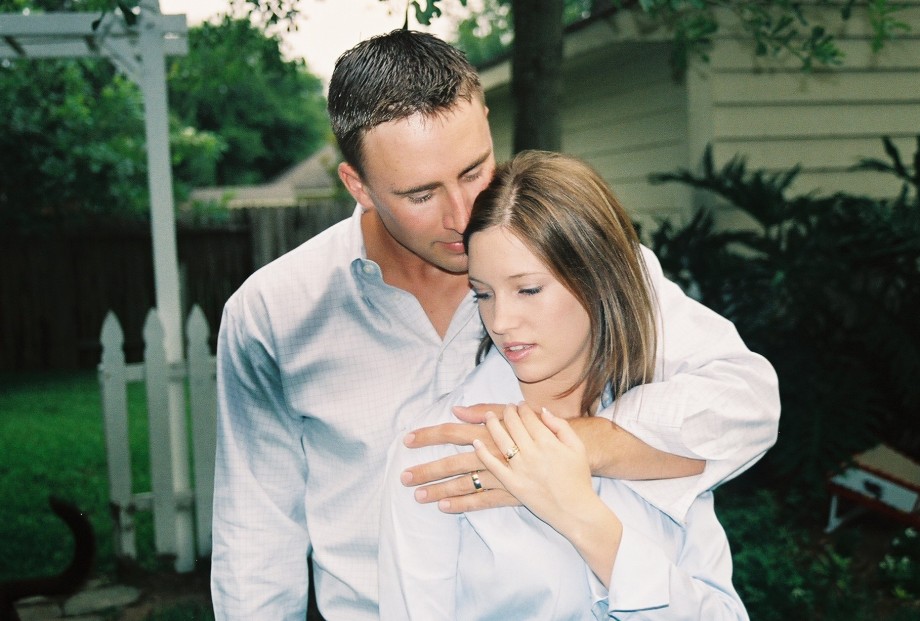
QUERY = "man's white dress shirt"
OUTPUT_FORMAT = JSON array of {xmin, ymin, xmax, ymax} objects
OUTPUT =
[
  {"xmin": 210, "ymin": 206, "xmax": 779, "ymax": 620},
  {"xmin": 379, "ymin": 351, "xmax": 750, "ymax": 620}
]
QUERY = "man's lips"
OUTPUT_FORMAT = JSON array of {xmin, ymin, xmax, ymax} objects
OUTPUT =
[{"xmin": 441, "ymin": 240, "xmax": 465, "ymax": 253}]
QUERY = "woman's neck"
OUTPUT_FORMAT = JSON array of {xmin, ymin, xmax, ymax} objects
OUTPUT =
[{"xmin": 519, "ymin": 381, "xmax": 588, "ymax": 420}]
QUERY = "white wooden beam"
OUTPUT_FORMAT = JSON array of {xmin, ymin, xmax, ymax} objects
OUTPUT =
[{"xmin": 0, "ymin": 10, "xmax": 186, "ymax": 59}]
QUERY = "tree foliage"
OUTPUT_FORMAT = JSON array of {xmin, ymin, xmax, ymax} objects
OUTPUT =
[
  {"xmin": 440, "ymin": 0, "xmax": 910, "ymax": 73},
  {"xmin": 0, "ymin": 1, "xmax": 329, "ymax": 230},
  {"xmin": 451, "ymin": 0, "xmax": 593, "ymax": 65},
  {"xmin": 168, "ymin": 16, "xmax": 327, "ymax": 186},
  {"xmin": 0, "ymin": 57, "xmax": 150, "ymax": 230}
]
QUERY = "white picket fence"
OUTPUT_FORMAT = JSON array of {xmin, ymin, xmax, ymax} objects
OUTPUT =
[{"xmin": 97, "ymin": 305, "xmax": 216, "ymax": 572}]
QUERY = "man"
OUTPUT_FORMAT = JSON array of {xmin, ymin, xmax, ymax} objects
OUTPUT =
[{"xmin": 211, "ymin": 30, "xmax": 779, "ymax": 620}]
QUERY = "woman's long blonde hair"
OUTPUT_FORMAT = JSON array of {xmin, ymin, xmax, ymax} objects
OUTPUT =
[{"xmin": 463, "ymin": 150, "xmax": 658, "ymax": 413}]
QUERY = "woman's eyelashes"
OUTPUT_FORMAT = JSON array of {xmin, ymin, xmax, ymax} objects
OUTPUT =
[{"xmin": 471, "ymin": 286, "xmax": 542, "ymax": 303}]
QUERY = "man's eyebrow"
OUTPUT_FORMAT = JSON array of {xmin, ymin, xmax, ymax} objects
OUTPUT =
[
  {"xmin": 393, "ymin": 181, "xmax": 439, "ymax": 197},
  {"xmin": 392, "ymin": 150, "xmax": 492, "ymax": 197},
  {"xmin": 460, "ymin": 150, "xmax": 491, "ymax": 177}
]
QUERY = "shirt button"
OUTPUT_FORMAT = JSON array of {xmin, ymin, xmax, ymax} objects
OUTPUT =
[{"xmin": 362, "ymin": 263, "xmax": 375, "ymax": 275}]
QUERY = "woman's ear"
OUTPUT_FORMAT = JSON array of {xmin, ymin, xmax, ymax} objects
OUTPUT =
[{"xmin": 338, "ymin": 161, "xmax": 373, "ymax": 208}]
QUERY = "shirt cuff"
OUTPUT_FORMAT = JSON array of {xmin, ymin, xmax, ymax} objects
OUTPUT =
[
  {"xmin": 595, "ymin": 524, "xmax": 672, "ymax": 615},
  {"xmin": 596, "ymin": 387, "xmax": 699, "ymax": 460}
]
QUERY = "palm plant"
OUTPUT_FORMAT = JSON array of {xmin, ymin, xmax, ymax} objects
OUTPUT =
[{"xmin": 648, "ymin": 139, "xmax": 920, "ymax": 505}]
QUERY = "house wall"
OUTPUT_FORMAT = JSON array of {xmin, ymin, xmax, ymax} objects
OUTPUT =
[
  {"xmin": 484, "ymin": 31, "xmax": 694, "ymax": 232},
  {"xmin": 697, "ymin": 4, "xmax": 920, "ymax": 202},
  {"xmin": 482, "ymin": 3, "xmax": 920, "ymax": 231}
]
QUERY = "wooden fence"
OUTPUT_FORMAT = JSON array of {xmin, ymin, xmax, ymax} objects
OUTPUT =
[
  {"xmin": 98, "ymin": 305, "xmax": 216, "ymax": 571},
  {"xmin": 1, "ymin": 203, "xmax": 355, "ymax": 372},
  {"xmin": 0, "ymin": 226, "xmax": 252, "ymax": 371},
  {"xmin": 243, "ymin": 199, "xmax": 354, "ymax": 269}
]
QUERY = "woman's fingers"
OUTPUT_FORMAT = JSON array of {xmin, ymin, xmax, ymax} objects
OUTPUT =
[
  {"xmin": 473, "ymin": 438, "xmax": 510, "ymax": 479},
  {"xmin": 498, "ymin": 403, "xmax": 531, "ymax": 451},
  {"xmin": 485, "ymin": 406, "xmax": 531, "ymax": 461},
  {"xmin": 540, "ymin": 407, "xmax": 585, "ymax": 450},
  {"xmin": 517, "ymin": 402, "xmax": 558, "ymax": 443},
  {"xmin": 483, "ymin": 409, "xmax": 514, "ymax": 452}
]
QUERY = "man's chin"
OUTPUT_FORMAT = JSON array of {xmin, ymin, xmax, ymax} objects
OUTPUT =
[{"xmin": 437, "ymin": 257, "xmax": 470, "ymax": 275}]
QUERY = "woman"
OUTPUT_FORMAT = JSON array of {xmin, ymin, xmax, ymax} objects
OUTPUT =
[{"xmin": 379, "ymin": 151, "xmax": 749, "ymax": 620}]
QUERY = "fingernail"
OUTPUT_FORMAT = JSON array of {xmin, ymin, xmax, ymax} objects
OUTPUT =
[
  {"xmin": 400, "ymin": 470, "xmax": 413, "ymax": 485},
  {"xmin": 403, "ymin": 432, "xmax": 415, "ymax": 446},
  {"xmin": 472, "ymin": 439, "xmax": 483, "ymax": 449},
  {"xmin": 414, "ymin": 488, "xmax": 428, "ymax": 501},
  {"xmin": 439, "ymin": 499, "xmax": 451, "ymax": 511}
]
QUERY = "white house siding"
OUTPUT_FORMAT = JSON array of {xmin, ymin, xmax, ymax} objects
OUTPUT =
[
  {"xmin": 699, "ymin": 3, "xmax": 920, "ymax": 201},
  {"xmin": 483, "ymin": 35, "xmax": 693, "ymax": 231},
  {"xmin": 561, "ymin": 42, "xmax": 693, "ymax": 230},
  {"xmin": 482, "ymin": 3, "xmax": 920, "ymax": 230}
]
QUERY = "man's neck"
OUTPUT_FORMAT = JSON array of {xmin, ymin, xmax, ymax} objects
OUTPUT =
[{"xmin": 362, "ymin": 211, "xmax": 470, "ymax": 339}]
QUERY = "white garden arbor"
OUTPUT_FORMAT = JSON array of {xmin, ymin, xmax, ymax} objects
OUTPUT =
[{"xmin": 0, "ymin": 1, "xmax": 197, "ymax": 571}]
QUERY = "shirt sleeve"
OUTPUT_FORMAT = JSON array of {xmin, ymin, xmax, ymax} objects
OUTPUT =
[
  {"xmin": 210, "ymin": 292, "xmax": 311, "ymax": 621},
  {"xmin": 600, "ymin": 245, "xmax": 780, "ymax": 520},
  {"xmin": 589, "ymin": 493, "xmax": 748, "ymax": 621},
  {"xmin": 378, "ymin": 432, "xmax": 461, "ymax": 621}
]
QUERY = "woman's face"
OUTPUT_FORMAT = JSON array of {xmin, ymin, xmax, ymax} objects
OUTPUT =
[{"xmin": 468, "ymin": 226, "xmax": 592, "ymax": 400}]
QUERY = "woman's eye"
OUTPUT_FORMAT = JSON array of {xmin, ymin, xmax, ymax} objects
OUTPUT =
[
  {"xmin": 472, "ymin": 290, "xmax": 492, "ymax": 302},
  {"xmin": 519, "ymin": 286, "xmax": 542, "ymax": 296}
]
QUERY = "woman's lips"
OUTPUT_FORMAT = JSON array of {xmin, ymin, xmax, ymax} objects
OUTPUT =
[{"xmin": 502, "ymin": 343, "xmax": 533, "ymax": 363}]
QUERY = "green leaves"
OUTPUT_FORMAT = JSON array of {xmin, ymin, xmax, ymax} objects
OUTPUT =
[
  {"xmin": 1, "ymin": 6, "xmax": 328, "ymax": 231},
  {"xmin": 410, "ymin": 0, "xmax": 468, "ymax": 26},
  {"xmin": 650, "ymin": 138, "xmax": 920, "ymax": 496},
  {"xmin": 0, "ymin": 58, "xmax": 149, "ymax": 230},
  {"xmin": 167, "ymin": 16, "xmax": 327, "ymax": 187}
]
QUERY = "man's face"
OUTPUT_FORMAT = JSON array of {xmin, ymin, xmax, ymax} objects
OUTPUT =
[{"xmin": 342, "ymin": 98, "xmax": 495, "ymax": 275}]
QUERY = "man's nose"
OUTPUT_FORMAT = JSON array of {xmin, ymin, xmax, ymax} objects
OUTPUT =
[{"xmin": 443, "ymin": 186, "xmax": 471, "ymax": 233}]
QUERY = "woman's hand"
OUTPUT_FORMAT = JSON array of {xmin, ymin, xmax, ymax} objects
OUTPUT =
[
  {"xmin": 474, "ymin": 403, "xmax": 624, "ymax": 587},
  {"xmin": 472, "ymin": 403, "xmax": 597, "ymax": 529}
]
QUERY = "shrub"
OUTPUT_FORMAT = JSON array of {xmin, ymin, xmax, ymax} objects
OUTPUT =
[
  {"xmin": 879, "ymin": 527, "xmax": 920, "ymax": 601},
  {"xmin": 649, "ymin": 139, "xmax": 920, "ymax": 503}
]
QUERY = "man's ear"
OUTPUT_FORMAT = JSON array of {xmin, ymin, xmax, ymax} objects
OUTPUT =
[{"xmin": 338, "ymin": 161, "xmax": 373, "ymax": 208}]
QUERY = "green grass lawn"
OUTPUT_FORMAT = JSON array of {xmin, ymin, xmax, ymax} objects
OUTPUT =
[{"xmin": 0, "ymin": 370, "xmax": 157, "ymax": 581}]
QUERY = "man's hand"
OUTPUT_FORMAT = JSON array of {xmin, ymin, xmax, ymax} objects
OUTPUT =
[
  {"xmin": 401, "ymin": 404, "xmax": 519, "ymax": 513},
  {"xmin": 461, "ymin": 404, "xmax": 704, "ymax": 480},
  {"xmin": 567, "ymin": 416, "xmax": 705, "ymax": 480}
]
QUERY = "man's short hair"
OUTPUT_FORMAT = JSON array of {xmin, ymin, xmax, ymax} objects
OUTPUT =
[{"xmin": 328, "ymin": 29, "xmax": 483, "ymax": 176}]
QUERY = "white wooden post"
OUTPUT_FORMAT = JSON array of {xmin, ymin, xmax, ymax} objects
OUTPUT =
[
  {"xmin": 98, "ymin": 312, "xmax": 137, "ymax": 560},
  {"xmin": 142, "ymin": 311, "xmax": 176, "ymax": 557},
  {"xmin": 137, "ymin": 3, "xmax": 195, "ymax": 574},
  {"xmin": 186, "ymin": 305, "xmax": 217, "ymax": 557}
]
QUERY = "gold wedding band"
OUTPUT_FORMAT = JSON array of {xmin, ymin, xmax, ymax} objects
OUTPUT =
[
  {"xmin": 505, "ymin": 445, "xmax": 520, "ymax": 460},
  {"xmin": 470, "ymin": 471, "xmax": 483, "ymax": 492}
]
